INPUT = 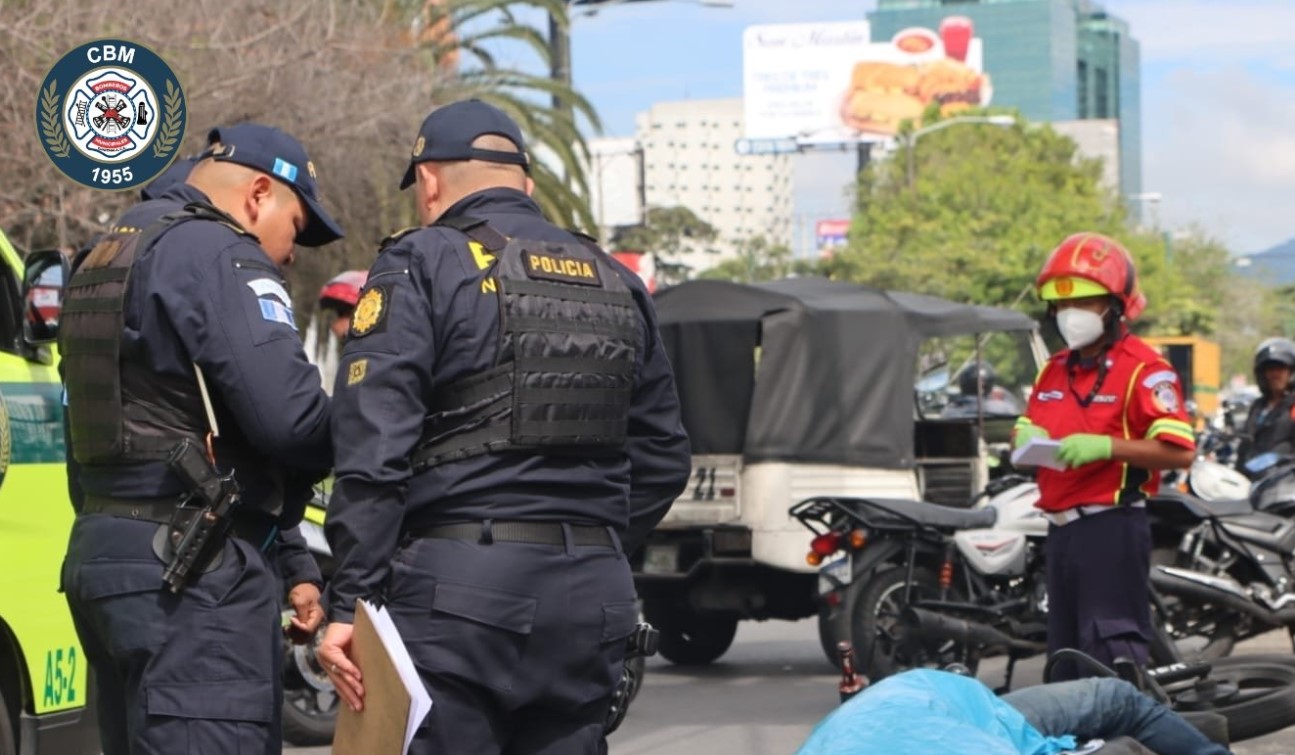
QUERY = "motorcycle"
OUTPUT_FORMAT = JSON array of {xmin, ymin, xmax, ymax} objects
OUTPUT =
[
  {"xmin": 791, "ymin": 474, "xmax": 1051, "ymax": 690},
  {"xmin": 795, "ymin": 476, "xmax": 1295, "ymax": 741},
  {"xmin": 1149, "ymin": 486, "xmax": 1295, "ymax": 662},
  {"xmin": 795, "ymin": 458, "xmax": 1295, "ymax": 676}
]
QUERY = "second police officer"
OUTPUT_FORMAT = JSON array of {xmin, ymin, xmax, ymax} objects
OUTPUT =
[
  {"xmin": 59, "ymin": 125, "xmax": 343, "ymax": 754},
  {"xmin": 318, "ymin": 99, "xmax": 691, "ymax": 754},
  {"xmin": 1014, "ymin": 233, "xmax": 1195, "ymax": 681}
]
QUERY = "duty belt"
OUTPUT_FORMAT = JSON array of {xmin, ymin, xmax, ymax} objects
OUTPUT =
[
  {"xmin": 1044, "ymin": 500, "xmax": 1146, "ymax": 527},
  {"xmin": 82, "ymin": 495, "xmax": 278, "ymax": 550},
  {"xmin": 410, "ymin": 520, "xmax": 617, "ymax": 549}
]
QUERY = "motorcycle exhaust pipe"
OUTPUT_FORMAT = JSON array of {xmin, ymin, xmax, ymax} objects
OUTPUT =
[
  {"xmin": 902, "ymin": 607, "xmax": 1045, "ymax": 653},
  {"xmin": 1151, "ymin": 566, "xmax": 1295, "ymax": 626}
]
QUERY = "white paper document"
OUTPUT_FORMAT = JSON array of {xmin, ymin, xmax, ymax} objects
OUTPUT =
[
  {"xmin": 1010, "ymin": 438, "xmax": 1067, "ymax": 471},
  {"xmin": 358, "ymin": 599, "xmax": 434, "ymax": 753}
]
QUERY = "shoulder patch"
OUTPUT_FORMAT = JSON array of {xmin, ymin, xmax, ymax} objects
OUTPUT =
[
  {"xmin": 349, "ymin": 285, "xmax": 388, "ymax": 338},
  {"xmin": 346, "ymin": 358, "xmax": 368, "ymax": 386},
  {"xmin": 258, "ymin": 299, "xmax": 297, "ymax": 330},
  {"xmin": 523, "ymin": 249, "xmax": 601, "ymax": 286},
  {"xmin": 1142, "ymin": 369, "xmax": 1178, "ymax": 389},
  {"xmin": 1149, "ymin": 380, "xmax": 1180, "ymax": 414},
  {"xmin": 246, "ymin": 277, "xmax": 291, "ymax": 305}
]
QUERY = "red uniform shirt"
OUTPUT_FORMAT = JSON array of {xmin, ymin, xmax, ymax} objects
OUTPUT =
[{"xmin": 1025, "ymin": 334, "xmax": 1195, "ymax": 512}]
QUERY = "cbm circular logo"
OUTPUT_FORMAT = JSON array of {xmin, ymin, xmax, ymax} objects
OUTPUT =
[{"xmin": 36, "ymin": 40, "xmax": 186, "ymax": 192}]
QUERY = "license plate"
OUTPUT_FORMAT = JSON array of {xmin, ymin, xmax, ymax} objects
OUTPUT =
[
  {"xmin": 818, "ymin": 553, "xmax": 852, "ymax": 595},
  {"xmin": 642, "ymin": 544, "xmax": 680, "ymax": 575}
]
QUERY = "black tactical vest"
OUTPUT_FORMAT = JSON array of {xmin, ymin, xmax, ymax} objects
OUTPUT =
[
  {"xmin": 410, "ymin": 216, "xmax": 640, "ymax": 470},
  {"xmin": 60, "ymin": 203, "xmax": 239, "ymax": 465}
]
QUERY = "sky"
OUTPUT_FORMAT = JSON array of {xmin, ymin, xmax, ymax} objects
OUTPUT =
[{"xmin": 531, "ymin": 0, "xmax": 1295, "ymax": 255}]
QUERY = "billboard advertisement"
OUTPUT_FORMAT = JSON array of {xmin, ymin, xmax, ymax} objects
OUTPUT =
[
  {"xmin": 743, "ymin": 17, "xmax": 992, "ymax": 145},
  {"xmin": 815, "ymin": 219, "xmax": 850, "ymax": 249}
]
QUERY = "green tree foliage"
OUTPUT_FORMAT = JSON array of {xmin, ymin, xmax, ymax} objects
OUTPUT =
[
  {"xmin": 821, "ymin": 115, "xmax": 1125, "ymax": 309},
  {"xmin": 697, "ymin": 235, "xmax": 802, "ymax": 283},
  {"xmin": 818, "ymin": 112, "xmax": 1233, "ymax": 346},
  {"xmin": 615, "ymin": 206, "xmax": 719, "ymax": 256},
  {"xmin": 614, "ymin": 206, "xmax": 719, "ymax": 286}
]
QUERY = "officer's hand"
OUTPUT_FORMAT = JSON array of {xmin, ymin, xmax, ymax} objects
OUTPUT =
[
  {"xmin": 1056, "ymin": 433, "xmax": 1113, "ymax": 468},
  {"xmin": 1013, "ymin": 422, "xmax": 1049, "ymax": 450},
  {"xmin": 318, "ymin": 622, "xmax": 364, "ymax": 712},
  {"xmin": 286, "ymin": 582, "xmax": 324, "ymax": 643}
]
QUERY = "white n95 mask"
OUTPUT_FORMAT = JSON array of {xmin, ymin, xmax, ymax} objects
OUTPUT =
[{"xmin": 1056, "ymin": 308, "xmax": 1107, "ymax": 350}]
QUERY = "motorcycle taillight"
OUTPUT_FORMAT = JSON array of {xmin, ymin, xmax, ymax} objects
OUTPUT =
[{"xmin": 811, "ymin": 532, "xmax": 842, "ymax": 557}]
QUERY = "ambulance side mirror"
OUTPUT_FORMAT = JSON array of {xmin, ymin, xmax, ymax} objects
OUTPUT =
[{"xmin": 22, "ymin": 250, "xmax": 70, "ymax": 346}]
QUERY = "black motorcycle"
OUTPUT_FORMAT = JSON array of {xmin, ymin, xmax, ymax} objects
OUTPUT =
[{"xmin": 1148, "ymin": 487, "xmax": 1295, "ymax": 662}]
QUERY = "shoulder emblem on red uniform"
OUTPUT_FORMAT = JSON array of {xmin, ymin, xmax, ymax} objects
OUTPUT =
[
  {"xmin": 1149, "ymin": 379, "xmax": 1180, "ymax": 414},
  {"xmin": 1141, "ymin": 369, "xmax": 1178, "ymax": 389}
]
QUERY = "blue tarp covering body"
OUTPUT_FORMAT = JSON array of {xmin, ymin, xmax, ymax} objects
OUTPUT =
[{"xmin": 795, "ymin": 670, "xmax": 1078, "ymax": 755}]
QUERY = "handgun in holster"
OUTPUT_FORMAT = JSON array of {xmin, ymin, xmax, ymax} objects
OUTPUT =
[
  {"xmin": 161, "ymin": 438, "xmax": 241, "ymax": 595},
  {"xmin": 604, "ymin": 621, "xmax": 660, "ymax": 735}
]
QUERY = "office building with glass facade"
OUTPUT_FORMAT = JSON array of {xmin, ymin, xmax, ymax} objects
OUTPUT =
[{"xmin": 869, "ymin": 0, "xmax": 1141, "ymax": 198}]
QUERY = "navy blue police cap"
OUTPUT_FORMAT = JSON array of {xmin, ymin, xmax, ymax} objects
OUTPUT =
[
  {"xmin": 399, "ymin": 99, "xmax": 530, "ymax": 190},
  {"xmin": 200, "ymin": 124, "xmax": 345, "ymax": 248},
  {"xmin": 140, "ymin": 156, "xmax": 197, "ymax": 201}
]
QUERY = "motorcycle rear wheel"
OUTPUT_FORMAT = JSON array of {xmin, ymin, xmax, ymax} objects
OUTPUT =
[{"xmin": 849, "ymin": 566, "xmax": 977, "ymax": 681}]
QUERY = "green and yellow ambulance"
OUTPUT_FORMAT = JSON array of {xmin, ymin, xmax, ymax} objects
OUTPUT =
[{"xmin": 0, "ymin": 229, "xmax": 98, "ymax": 754}]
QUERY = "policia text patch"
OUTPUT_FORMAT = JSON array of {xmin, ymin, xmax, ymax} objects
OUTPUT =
[{"xmin": 523, "ymin": 250, "xmax": 601, "ymax": 286}]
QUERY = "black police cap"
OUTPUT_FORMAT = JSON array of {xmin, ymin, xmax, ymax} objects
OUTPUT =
[
  {"xmin": 399, "ymin": 99, "xmax": 530, "ymax": 190},
  {"xmin": 200, "ymin": 124, "xmax": 345, "ymax": 248}
]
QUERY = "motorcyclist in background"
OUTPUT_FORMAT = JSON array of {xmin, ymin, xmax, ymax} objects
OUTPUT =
[
  {"xmin": 317, "ymin": 270, "xmax": 368, "ymax": 340},
  {"xmin": 1236, "ymin": 337, "xmax": 1295, "ymax": 473},
  {"xmin": 941, "ymin": 363, "xmax": 1023, "ymax": 419}
]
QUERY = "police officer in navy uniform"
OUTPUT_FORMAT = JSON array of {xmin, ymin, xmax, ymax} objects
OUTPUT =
[
  {"xmin": 59, "ymin": 124, "xmax": 343, "ymax": 755},
  {"xmin": 1237, "ymin": 337, "xmax": 1295, "ymax": 471},
  {"xmin": 63, "ymin": 155, "xmax": 200, "ymax": 510},
  {"xmin": 317, "ymin": 99, "xmax": 691, "ymax": 754}
]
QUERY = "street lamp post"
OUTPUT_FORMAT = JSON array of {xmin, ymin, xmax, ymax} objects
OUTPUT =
[{"xmin": 903, "ymin": 114, "xmax": 1016, "ymax": 190}]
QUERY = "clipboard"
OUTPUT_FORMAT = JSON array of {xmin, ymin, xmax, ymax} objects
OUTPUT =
[{"xmin": 332, "ymin": 600, "xmax": 433, "ymax": 755}]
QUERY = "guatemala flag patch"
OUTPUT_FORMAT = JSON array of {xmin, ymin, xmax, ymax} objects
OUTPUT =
[
  {"xmin": 272, "ymin": 158, "xmax": 299, "ymax": 182},
  {"xmin": 259, "ymin": 299, "xmax": 297, "ymax": 330}
]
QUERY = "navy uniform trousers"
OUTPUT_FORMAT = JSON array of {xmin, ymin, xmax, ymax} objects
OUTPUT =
[
  {"xmin": 61, "ymin": 514, "xmax": 282, "ymax": 755},
  {"xmin": 1045, "ymin": 505, "xmax": 1153, "ymax": 681},
  {"xmin": 386, "ymin": 529, "xmax": 639, "ymax": 755}
]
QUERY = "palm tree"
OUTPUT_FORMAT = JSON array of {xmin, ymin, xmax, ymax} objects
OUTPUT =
[{"xmin": 395, "ymin": 0, "xmax": 601, "ymax": 230}]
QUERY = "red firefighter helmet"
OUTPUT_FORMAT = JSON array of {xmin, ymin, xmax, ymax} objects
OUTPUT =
[
  {"xmin": 318, "ymin": 270, "xmax": 368, "ymax": 312},
  {"xmin": 1035, "ymin": 233, "xmax": 1146, "ymax": 321}
]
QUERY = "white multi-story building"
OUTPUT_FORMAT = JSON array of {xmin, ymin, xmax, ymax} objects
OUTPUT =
[
  {"xmin": 634, "ymin": 98, "xmax": 793, "ymax": 275},
  {"xmin": 583, "ymin": 137, "xmax": 644, "ymax": 245}
]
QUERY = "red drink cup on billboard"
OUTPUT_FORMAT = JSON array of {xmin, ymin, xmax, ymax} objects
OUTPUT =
[{"xmin": 940, "ymin": 16, "xmax": 973, "ymax": 62}]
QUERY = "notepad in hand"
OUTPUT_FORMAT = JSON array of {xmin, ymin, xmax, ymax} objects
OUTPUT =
[
  {"xmin": 331, "ymin": 599, "xmax": 433, "ymax": 755},
  {"xmin": 1010, "ymin": 438, "xmax": 1068, "ymax": 471}
]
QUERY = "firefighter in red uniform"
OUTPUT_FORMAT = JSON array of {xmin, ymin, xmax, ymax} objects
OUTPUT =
[{"xmin": 1014, "ymin": 233, "xmax": 1195, "ymax": 680}]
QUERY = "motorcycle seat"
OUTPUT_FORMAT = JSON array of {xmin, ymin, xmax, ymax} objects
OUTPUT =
[
  {"xmin": 861, "ymin": 498, "xmax": 998, "ymax": 530},
  {"xmin": 1192, "ymin": 497, "xmax": 1254, "ymax": 519},
  {"xmin": 1221, "ymin": 514, "xmax": 1295, "ymax": 554}
]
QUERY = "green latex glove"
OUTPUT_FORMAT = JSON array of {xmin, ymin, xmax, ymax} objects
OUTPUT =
[
  {"xmin": 1057, "ymin": 433, "xmax": 1113, "ymax": 468},
  {"xmin": 1013, "ymin": 422, "xmax": 1049, "ymax": 450}
]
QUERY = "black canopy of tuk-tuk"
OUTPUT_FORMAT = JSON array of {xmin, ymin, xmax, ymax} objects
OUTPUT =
[{"xmin": 653, "ymin": 277, "xmax": 1037, "ymax": 468}]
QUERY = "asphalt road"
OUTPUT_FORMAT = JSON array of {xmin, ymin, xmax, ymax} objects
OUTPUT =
[{"xmin": 287, "ymin": 619, "xmax": 1295, "ymax": 754}]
